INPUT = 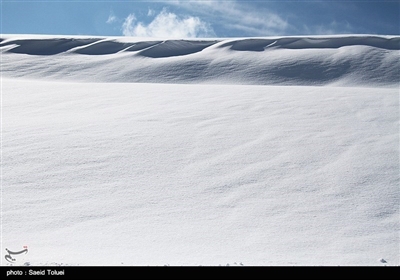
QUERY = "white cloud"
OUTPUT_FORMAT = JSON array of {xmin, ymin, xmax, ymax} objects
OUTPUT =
[{"xmin": 122, "ymin": 9, "xmax": 215, "ymax": 38}]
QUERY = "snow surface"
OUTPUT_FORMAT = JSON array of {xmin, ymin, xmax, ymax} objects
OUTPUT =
[{"xmin": 0, "ymin": 35, "xmax": 399, "ymax": 266}]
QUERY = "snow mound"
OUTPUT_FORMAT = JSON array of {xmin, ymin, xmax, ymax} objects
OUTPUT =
[{"xmin": 1, "ymin": 35, "xmax": 399, "ymax": 86}]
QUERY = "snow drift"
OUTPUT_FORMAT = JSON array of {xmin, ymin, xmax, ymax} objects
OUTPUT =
[
  {"xmin": 1, "ymin": 34, "xmax": 399, "ymax": 266},
  {"xmin": 1, "ymin": 35, "xmax": 399, "ymax": 86}
]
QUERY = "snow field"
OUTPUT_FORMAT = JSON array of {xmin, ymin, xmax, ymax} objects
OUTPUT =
[{"xmin": 2, "ymin": 79, "xmax": 398, "ymax": 266}]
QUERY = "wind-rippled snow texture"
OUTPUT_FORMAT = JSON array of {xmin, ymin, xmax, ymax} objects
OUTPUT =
[{"xmin": 2, "ymin": 79, "xmax": 399, "ymax": 266}]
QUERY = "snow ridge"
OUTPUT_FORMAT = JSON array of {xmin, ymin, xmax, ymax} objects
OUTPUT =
[{"xmin": 1, "ymin": 35, "xmax": 399, "ymax": 86}]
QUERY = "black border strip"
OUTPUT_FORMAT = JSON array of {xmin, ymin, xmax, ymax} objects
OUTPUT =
[{"xmin": 1, "ymin": 266, "xmax": 399, "ymax": 279}]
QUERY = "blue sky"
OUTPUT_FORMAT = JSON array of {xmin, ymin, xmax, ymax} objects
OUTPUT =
[{"xmin": 1, "ymin": 0, "xmax": 399, "ymax": 37}]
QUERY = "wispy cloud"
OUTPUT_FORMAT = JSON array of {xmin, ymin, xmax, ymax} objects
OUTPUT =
[
  {"xmin": 303, "ymin": 20, "xmax": 354, "ymax": 35},
  {"xmin": 163, "ymin": 0, "xmax": 291, "ymax": 36},
  {"xmin": 122, "ymin": 14, "xmax": 137, "ymax": 35},
  {"xmin": 147, "ymin": 8, "xmax": 155, "ymax": 17},
  {"xmin": 122, "ymin": 8, "xmax": 215, "ymax": 38},
  {"xmin": 106, "ymin": 11, "xmax": 117, "ymax": 24}
]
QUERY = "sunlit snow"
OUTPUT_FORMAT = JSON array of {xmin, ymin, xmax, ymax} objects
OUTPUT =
[{"xmin": 1, "ymin": 35, "xmax": 399, "ymax": 266}]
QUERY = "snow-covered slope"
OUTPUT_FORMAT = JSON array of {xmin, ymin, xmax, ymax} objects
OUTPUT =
[
  {"xmin": 1, "ymin": 35, "xmax": 399, "ymax": 86},
  {"xmin": 1, "ymin": 35, "xmax": 399, "ymax": 266}
]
